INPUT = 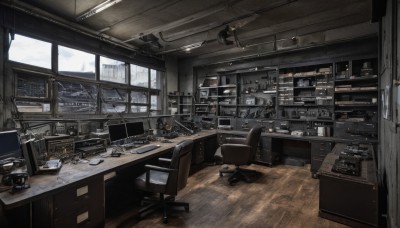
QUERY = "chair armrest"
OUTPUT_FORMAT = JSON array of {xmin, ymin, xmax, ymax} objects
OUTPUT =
[
  {"xmin": 145, "ymin": 164, "xmax": 174, "ymax": 172},
  {"xmin": 221, "ymin": 144, "xmax": 252, "ymax": 165},
  {"xmin": 158, "ymin": 158, "xmax": 172, "ymax": 167},
  {"xmin": 226, "ymin": 137, "xmax": 246, "ymax": 144},
  {"xmin": 144, "ymin": 164, "xmax": 175, "ymax": 183}
]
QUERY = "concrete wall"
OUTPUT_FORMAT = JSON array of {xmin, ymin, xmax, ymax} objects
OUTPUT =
[
  {"xmin": 165, "ymin": 55, "xmax": 178, "ymax": 94},
  {"xmin": 379, "ymin": 0, "xmax": 400, "ymax": 227}
]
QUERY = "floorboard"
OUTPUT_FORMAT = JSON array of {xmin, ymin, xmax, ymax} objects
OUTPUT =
[{"xmin": 105, "ymin": 164, "xmax": 349, "ymax": 228}]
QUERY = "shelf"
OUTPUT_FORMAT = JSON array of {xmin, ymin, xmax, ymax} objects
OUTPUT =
[
  {"xmin": 218, "ymin": 85, "xmax": 237, "ymax": 88},
  {"xmin": 218, "ymin": 95, "xmax": 237, "ymax": 98},
  {"xmin": 335, "ymin": 104, "xmax": 378, "ymax": 107},
  {"xmin": 335, "ymin": 89, "xmax": 378, "ymax": 93},
  {"xmin": 199, "ymin": 86, "xmax": 218, "ymax": 89},
  {"xmin": 237, "ymin": 104, "xmax": 274, "ymax": 107},
  {"xmin": 219, "ymin": 104, "xmax": 237, "ymax": 107},
  {"xmin": 282, "ymin": 118, "xmax": 334, "ymax": 122},
  {"xmin": 293, "ymin": 73, "xmax": 332, "ymax": 78},
  {"xmin": 195, "ymin": 104, "xmax": 211, "ymax": 106},
  {"xmin": 335, "ymin": 75, "xmax": 378, "ymax": 82},
  {"xmin": 293, "ymin": 86, "xmax": 315, "ymax": 89},
  {"xmin": 178, "ymin": 104, "xmax": 193, "ymax": 106}
]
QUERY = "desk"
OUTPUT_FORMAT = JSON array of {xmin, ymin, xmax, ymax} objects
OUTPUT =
[
  {"xmin": 318, "ymin": 143, "xmax": 378, "ymax": 227},
  {"xmin": 0, "ymin": 130, "xmax": 217, "ymax": 227},
  {"xmin": 217, "ymin": 130, "xmax": 377, "ymax": 177}
]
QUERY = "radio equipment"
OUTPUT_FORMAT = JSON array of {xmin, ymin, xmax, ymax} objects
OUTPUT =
[
  {"xmin": 45, "ymin": 136, "xmax": 75, "ymax": 162},
  {"xmin": 75, "ymin": 138, "xmax": 107, "ymax": 158}
]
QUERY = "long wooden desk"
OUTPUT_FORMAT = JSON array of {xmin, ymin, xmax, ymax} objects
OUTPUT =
[
  {"xmin": 217, "ymin": 130, "xmax": 377, "ymax": 177},
  {"xmin": 0, "ymin": 130, "xmax": 217, "ymax": 227}
]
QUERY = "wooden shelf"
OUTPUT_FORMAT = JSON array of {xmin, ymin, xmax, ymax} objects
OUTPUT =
[
  {"xmin": 335, "ymin": 89, "xmax": 378, "ymax": 93},
  {"xmin": 335, "ymin": 75, "xmax": 378, "ymax": 82},
  {"xmin": 293, "ymin": 86, "xmax": 315, "ymax": 89}
]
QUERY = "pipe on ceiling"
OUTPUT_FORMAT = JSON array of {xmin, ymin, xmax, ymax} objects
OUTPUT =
[{"xmin": 0, "ymin": 0, "xmax": 144, "ymax": 54}]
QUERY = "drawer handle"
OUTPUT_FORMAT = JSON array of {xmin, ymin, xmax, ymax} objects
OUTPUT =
[
  {"xmin": 76, "ymin": 185, "xmax": 88, "ymax": 197},
  {"xmin": 77, "ymin": 211, "xmax": 89, "ymax": 224}
]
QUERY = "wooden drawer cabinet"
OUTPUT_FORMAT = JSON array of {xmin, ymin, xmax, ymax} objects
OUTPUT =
[{"xmin": 33, "ymin": 175, "xmax": 105, "ymax": 228}]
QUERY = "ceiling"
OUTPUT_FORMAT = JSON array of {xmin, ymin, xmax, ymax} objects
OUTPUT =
[{"xmin": 14, "ymin": 0, "xmax": 373, "ymax": 60}]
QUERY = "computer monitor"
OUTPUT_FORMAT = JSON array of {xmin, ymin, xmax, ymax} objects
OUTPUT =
[
  {"xmin": 108, "ymin": 123, "xmax": 128, "ymax": 142},
  {"xmin": 126, "ymin": 122, "xmax": 145, "ymax": 137},
  {"xmin": 0, "ymin": 130, "xmax": 22, "ymax": 160},
  {"xmin": 218, "ymin": 118, "xmax": 232, "ymax": 130}
]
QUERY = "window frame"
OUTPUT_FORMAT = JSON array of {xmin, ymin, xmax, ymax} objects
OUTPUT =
[{"xmin": 7, "ymin": 33, "xmax": 164, "ymax": 119}]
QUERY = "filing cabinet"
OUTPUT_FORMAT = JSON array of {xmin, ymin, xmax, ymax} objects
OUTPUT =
[
  {"xmin": 32, "ymin": 175, "xmax": 105, "ymax": 228},
  {"xmin": 311, "ymin": 141, "xmax": 333, "ymax": 178}
]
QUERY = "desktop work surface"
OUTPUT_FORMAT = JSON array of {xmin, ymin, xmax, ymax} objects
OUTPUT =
[{"xmin": 0, "ymin": 131, "xmax": 217, "ymax": 210}]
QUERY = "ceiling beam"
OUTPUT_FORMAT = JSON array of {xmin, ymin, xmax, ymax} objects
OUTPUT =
[{"xmin": 122, "ymin": 1, "xmax": 241, "ymax": 43}]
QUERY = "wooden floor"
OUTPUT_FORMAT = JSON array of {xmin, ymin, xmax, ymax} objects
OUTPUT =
[{"xmin": 105, "ymin": 164, "xmax": 348, "ymax": 228}]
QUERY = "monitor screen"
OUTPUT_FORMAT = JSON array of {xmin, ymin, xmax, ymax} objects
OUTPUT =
[
  {"xmin": 0, "ymin": 130, "xmax": 22, "ymax": 160},
  {"xmin": 126, "ymin": 122, "xmax": 145, "ymax": 137},
  {"xmin": 108, "ymin": 123, "xmax": 127, "ymax": 142},
  {"xmin": 218, "ymin": 118, "xmax": 231, "ymax": 126}
]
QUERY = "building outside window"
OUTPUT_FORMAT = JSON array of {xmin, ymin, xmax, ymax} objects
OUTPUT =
[{"xmin": 100, "ymin": 57, "xmax": 126, "ymax": 84}]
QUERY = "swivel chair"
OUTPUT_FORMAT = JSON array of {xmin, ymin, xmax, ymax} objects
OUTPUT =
[
  {"xmin": 134, "ymin": 140, "xmax": 193, "ymax": 223},
  {"xmin": 214, "ymin": 125, "xmax": 263, "ymax": 185}
]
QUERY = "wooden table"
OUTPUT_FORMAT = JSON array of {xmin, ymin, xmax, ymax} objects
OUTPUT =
[
  {"xmin": 0, "ymin": 130, "xmax": 217, "ymax": 227},
  {"xmin": 318, "ymin": 143, "xmax": 378, "ymax": 227}
]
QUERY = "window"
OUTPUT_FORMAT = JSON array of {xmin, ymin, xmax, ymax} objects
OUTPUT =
[
  {"xmin": 151, "ymin": 95, "xmax": 161, "ymax": 110},
  {"xmin": 131, "ymin": 65, "xmax": 148, "ymax": 87},
  {"xmin": 101, "ymin": 88, "xmax": 128, "ymax": 113},
  {"xmin": 57, "ymin": 81, "xmax": 98, "ymax": 113},
  {"xmin": 8, "ymin": 34, "xmax": 52, "ymax": 69},
  {"xmin": 58, "ymin": 46, "xmax": 95, "ymax": 80},
  {"xmin": 100, "ymin": 57, "xmax": 126, "ymax": 83},
  {"xmin": 15, "ymin": 101, "xmax": 51, "ymax": 113},
  {"xmin": 150, "ymin": 69, "xmax": 161, "ymax": 89},
  {"xmin": 130, "ymin": 91, "xmax": 148, "ymax": 113},
  {"xmin": 15, "ymin": 72, "xmax": 51, "ymax": 113},
  {"xmin": 16, "ymin": 75, "xmax": 48, "ymax": 98}
]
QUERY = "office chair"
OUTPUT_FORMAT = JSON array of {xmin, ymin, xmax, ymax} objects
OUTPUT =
[
  {"xmin": 134, "ymin": 140, "xmax": 194, "ymax": 223},
  {"xmin": 214, "ymin": 125, "xmax": 263, "ymax": 185}
]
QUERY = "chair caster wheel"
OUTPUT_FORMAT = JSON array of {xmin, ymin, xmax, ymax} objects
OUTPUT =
[
  {"xmin": 163, "ymin": 218, "xmax": 168, "ymax": 224},
  {"xmin": 219, "ymin": 172, "xmax": 223, "ymax": 177},
  {"xmin": 184, "ymin": 205, "xmax": 189, "ymax": 212}
]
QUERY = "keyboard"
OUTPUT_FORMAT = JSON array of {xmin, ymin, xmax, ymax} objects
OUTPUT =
[{"xmin": 135, "ymin": 145, "xmax": 160, "ymax": 154}]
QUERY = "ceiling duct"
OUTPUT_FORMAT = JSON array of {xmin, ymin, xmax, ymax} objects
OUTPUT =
[{"xmin": 217, "ymin": 26, "xmax": 234, "ymax": 45}]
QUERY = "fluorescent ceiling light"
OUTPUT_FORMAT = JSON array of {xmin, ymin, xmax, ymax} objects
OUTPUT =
[
  {"xmin": 181, "ymin": 42, "xmax": 204, "ymax": 52},
  {"xmin": 76, "ymin": 0, "xmax": 123, "ymax": 21}
]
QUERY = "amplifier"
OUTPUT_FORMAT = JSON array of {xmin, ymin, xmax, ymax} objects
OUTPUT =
[
  {"xmin": 75, "ymin": 138, "xmax": 107, "ymax": 158},
  {"xmin": 46, "ymin": 137, "xmax": 75, "ymax": 162}
]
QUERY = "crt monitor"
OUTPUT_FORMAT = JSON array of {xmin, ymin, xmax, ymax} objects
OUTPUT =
[
  {"xmin": 0, "ymin": 130, "xmax": 22, "ymax": 160},
  {"xmin": 218, "ymin": 118, "xmax": 232, "ymax": 129},
  {"xmin": 126, "ymin": 122, "xmax": 145, "ymax": 137},
  {"xmin": 108, "ymin": 123, "xmax": 128, "ymax": 142}
]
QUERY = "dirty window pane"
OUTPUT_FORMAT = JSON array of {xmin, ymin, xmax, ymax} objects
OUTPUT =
[
  {"xmin": 130, "ymin": 65, "xmax": 148, "ymax": 87},
  {"xmin": 16, "ymin": 101, "xmax": 50, "ymax": 113},
  {"xmin": 100, "ymin": 57, "xmax": 126, "ymax": 84},
  {"xmin": 131, "ymin": 105, "xmax": 147, "ymax": 113},
  {"xmin": 150, "ymin": 69, "xmax": 161, "ymax": 89},
  {"xmin": 130, "ymin": 91, "xmax": 148, "ymax": 104},
  {"xmin": 102, "ymin": 104, "xmax": 127, "ymax": 113},
  {"xmin": 101, "ymin": 88, "xmax": 128, "ymax": 102},
  {"xmin": 16, "ymin": 75, "xmax": 47, "ymax": 98},
  {"xmin": 9, "ymin": 34, "xmax": 51, "ymax": 69},
  {"xmin": 57, "ymin": 81, "xmax": 97, "ymax": 113},
  {"xmin": 58, "ymin": 46, "xmax": 95, "ymax": 80}
]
